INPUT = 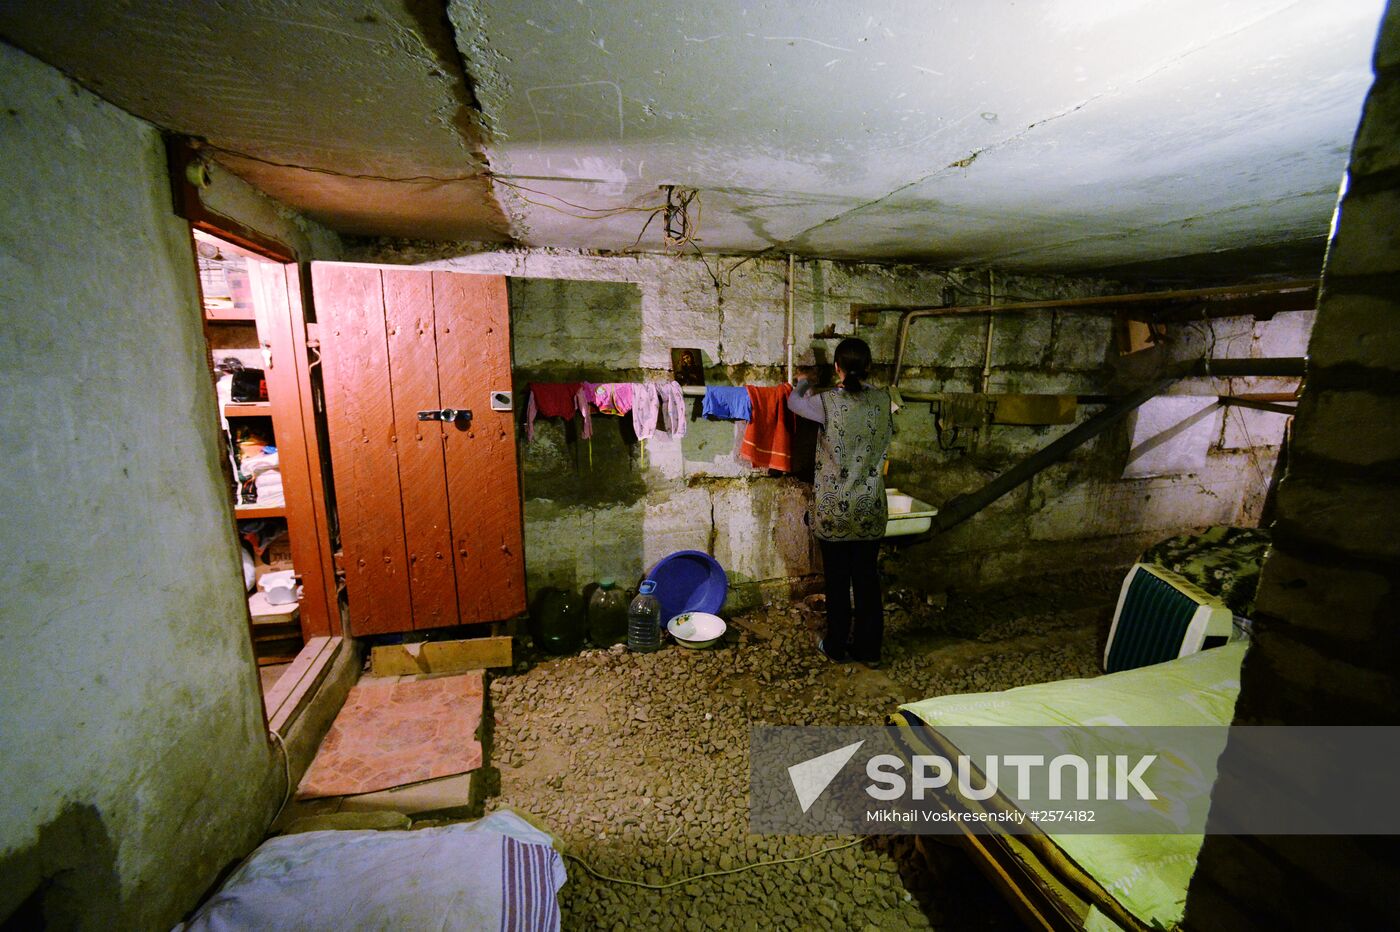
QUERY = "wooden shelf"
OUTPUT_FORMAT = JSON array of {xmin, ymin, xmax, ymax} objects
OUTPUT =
[
  {"xmin": 225, "ymin": 402, "xmax": 272, "ymax": 416},
  {"xmin": 205, "ymin": 308, "xmax": 257, "ymax": 323},
  {"xmin": 236, "ymin": 503, "xmax": 286, "ymax": 519}
]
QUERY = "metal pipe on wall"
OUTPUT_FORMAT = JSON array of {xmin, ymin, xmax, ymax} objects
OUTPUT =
[{"xmin": 785, "ymin": 253, "xmax": 795, "ymax": 383}]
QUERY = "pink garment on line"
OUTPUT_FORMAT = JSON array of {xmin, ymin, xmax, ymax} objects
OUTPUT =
[{"xmin": 588, "ymin": 382, "xmax": 634, "ymax": 416}]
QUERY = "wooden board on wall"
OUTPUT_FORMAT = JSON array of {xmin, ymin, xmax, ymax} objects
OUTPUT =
[
  {"xmin": 433, "ymin": 272, "xmax": 527, "ymax": 624},
  {"xmin": 313, "ymin": 264, "xmax": 413, "ymax": 636}
]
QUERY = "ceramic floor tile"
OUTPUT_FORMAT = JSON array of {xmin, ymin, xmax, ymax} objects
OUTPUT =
[{"xmin": 297, "ymin": 671, "xmax": 484, "ymax": 799}]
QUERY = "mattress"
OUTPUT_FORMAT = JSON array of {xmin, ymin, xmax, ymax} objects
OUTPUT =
[{"xmin": 892, "ymin": 641, "xmax": 1248, "ymax": 930}]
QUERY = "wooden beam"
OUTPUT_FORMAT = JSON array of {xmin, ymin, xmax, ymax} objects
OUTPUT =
[{"xmin": 370, "ymin": 637, "xmax": 513, "ymax": 677}]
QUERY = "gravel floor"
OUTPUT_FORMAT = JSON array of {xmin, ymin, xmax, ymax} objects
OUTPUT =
[{"xmin": 487, "ymin": 570, "xmax": 1121, "ymax": 930}]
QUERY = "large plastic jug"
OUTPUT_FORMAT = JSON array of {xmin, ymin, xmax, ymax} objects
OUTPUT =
[
  {"xmin": 533, "ymin": 587, "xmax": 585, "ymax": 655},
  {"xmin": 588, "ymin": 579, "xmax": 629, "ymax": 646},
  {"xmin": 627, "ymin": 580, "xmax": 662, "ymax": 653}
]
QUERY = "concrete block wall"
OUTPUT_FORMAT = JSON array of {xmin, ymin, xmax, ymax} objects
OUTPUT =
[
  {"xmin": 359, "ymin": 240, "xmax": 1310, "ymax": 607},
  {"xmin": 1186, "ymin": 4, "xmax": 1400, "ymax": 927},
  {"xmin": 0, "ymin": 46, "xmax": 285, "ymax": 928}
]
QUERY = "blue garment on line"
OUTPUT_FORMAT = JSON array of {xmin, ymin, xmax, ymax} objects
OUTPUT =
[{"xmin": 701, "ymin": 385, "xmax": 752, "ymax": 421}]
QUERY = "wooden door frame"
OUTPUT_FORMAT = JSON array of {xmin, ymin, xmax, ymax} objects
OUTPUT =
[{"xmin": 246, "ymin": 261, "xmax": 339, "ymax": 640}]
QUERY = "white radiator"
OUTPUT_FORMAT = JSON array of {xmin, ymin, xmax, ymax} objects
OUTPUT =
[{"xmin": 1104, "ymin": 563, "xmax": 1234, "ymax": 673}]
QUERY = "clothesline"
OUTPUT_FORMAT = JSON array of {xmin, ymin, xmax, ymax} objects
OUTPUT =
[{"xmin": 525, "ymin": 379, "xmax": 798, "ymax": 473}]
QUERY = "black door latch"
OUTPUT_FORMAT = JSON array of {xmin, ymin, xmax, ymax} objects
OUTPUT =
[{"xmin": 418, "ymin": 408, "xmax": 472, "ymax": 428}]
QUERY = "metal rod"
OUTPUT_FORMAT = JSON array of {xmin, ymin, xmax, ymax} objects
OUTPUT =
[
  {"xmin": 926, "ymin": 356, "xmax": 1308, "ymax": 533},
  {"xmin": 890, "ymin": 279, "xmax": 1316, "ymax": 387},
  {"xmin": 785, "ymin": 253, "xmax": 795, "ymax": 384},
  {"xmin": 932, "ymin": 378, "xmax": 1172, "ymax": 533},
  {"xmin": 1220, "ymin": 396, "xmax": 1298, "ymax": 415},
  {"xmin": 979, "ymin": 270, "xmax": 995, "ymax": 394}
]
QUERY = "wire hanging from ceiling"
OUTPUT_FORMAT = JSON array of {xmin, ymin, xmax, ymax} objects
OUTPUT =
[{"xmin": 193, "ymin": 139, "xmax": 722, "ymax": 256}]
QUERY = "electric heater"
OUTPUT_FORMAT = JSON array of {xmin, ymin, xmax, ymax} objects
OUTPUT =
[{"xmin": 1103, "ymin": 563, "xmax": 1234, "ymax": 673}]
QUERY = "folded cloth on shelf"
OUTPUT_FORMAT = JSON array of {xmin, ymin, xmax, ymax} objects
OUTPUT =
[
  {"xmin": 526, "ymin": 382, "xmax": 586, "ymax": 441},
  {"xmin": 658, "ymin": 380, "xmax": 687, "ymax": 438},
  {"xmin": 632, "ymin": 382, "xmax": 660, "ymax": 441},
  {"xmin": 587, "ymin": 382, "xmax": 634, "ymax": 416},
  {"xmin": 741, "ymin": 384, "xmax": 797, "ymax": 472},
  {"xmin": 702, "ymin": 385, "xmax": 752, "ymax": 421}
]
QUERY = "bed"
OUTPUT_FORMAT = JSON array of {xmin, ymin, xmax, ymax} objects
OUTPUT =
[{"xmin": 888, "ymin": 641, "xmax": 1248, "ymax": 932}]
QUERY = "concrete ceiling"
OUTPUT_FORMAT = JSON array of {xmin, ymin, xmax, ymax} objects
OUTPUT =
[{"xmin": 1, "ymin": 0, "xmax": 1387, "ymax": 278}]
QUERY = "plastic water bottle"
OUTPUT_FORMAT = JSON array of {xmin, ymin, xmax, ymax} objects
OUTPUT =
[
  {"xmin": 627, "ymin": 580, "xmax": 662, "ymax": 653},
  {"xmin": 588, "ymin": 578, "xmax": 629, "ymax": 646}
]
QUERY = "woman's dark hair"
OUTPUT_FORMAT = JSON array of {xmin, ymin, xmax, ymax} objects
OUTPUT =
[{"xmin": 834, "ymin": 337, "xmax": 872, "ymax": 392}]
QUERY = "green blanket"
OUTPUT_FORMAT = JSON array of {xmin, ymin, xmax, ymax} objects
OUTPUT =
[
  {"xmin": 1140, "ymin": 526, "xmax": 1271, "ymax": 617},
  {"xmin": 898, "ymin": 642, "xmax": 1248, "ymax": 930}
]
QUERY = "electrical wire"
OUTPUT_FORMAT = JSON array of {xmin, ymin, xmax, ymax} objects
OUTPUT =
[
  {"xmin": 268, "ymin": 728, "xmax": 295, "ymax": 828},
  {"xmin": 196, "ymin": 141, "xmax": 671, "ymax": 223},
  {"xmin": 561, "ymin": 838, "xmax": 862, "ymax": 891}
]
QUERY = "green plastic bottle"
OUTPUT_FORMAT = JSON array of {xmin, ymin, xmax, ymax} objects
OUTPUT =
[{"xmin": 587, "ymin": 579, "xmax": 630, "ymax": 646}]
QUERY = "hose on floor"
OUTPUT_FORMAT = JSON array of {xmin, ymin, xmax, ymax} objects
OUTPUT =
[{"xmin": 561, "ymin": 838, "xmax": 862, "ymax": 890}]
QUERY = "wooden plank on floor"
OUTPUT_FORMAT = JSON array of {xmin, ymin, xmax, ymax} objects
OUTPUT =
[
  {"xmin": 268, "ymin": 636, "xmax": 341, "ymax": 735},
  {"xmin": 370, "ymin": 636, "xmax": 513, "ymax": 677}
]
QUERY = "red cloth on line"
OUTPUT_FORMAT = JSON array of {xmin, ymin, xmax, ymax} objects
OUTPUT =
[
  {"xmin": 526, "ymin": 381, "xmax": 585, "ymax": 442},
  {"xmin": 741, "ymin": 384, "xmax": 796, "ymax": 473},
  {"xmin": 531, "ymin": 382, "xmax": 582, "ymax": 418}
]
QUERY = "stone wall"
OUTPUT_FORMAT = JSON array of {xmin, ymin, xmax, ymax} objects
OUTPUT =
[
  {"xmin": 1186, "ymin": 5, "xmax": 1400, "ymax": 928},
  {"xmin": 356, "ymin": 241, "xmax": 1310, "ymax": 609},
  {"xmin": 0, "ymin": 46, "xmax": 282, "ymax": 928}
]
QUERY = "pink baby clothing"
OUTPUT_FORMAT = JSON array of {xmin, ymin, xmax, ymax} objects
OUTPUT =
[
  {"xmin": 588, "ymin": 382, "xmax": 634, "ymax": 416},
  {"xmin": 657, "ymin": 380, "xmax": 687, "ymax": 438},
  {"xmin": 632, "ymin": 383, "xmax": 660, "ymax": 441}
]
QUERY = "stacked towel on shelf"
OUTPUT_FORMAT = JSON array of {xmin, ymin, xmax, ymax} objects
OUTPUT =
[{"xmin": 241, "ymin": 449, "xmax": 284, "ymax": 506}]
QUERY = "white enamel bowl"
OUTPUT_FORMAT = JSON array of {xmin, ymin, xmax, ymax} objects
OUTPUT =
[{"xmin": 667, "ymin": 611, "xmax": 727, "ymax": 648}]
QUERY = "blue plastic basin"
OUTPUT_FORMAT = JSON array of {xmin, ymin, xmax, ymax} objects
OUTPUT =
[{"xmin": 644, "ymin": 550, "xmax": 728, "ymax": 623}]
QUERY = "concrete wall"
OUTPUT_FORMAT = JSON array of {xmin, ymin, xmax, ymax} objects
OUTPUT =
[
  {"xmin": 356, "ymin": 241, "xmax": 1311, "ymax": 608},
  {"xmin": 0, "ymin": 45, "xmax": 281, "ymax": 928},
  {"xmin": 1187, "ymin": 5, "xmax": 1400, "ymax": 927}
]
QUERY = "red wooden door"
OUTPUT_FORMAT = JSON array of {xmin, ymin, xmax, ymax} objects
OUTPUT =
[{"xmin": 312, "ymin": 263, "xmax": 524, "ymax": 635}]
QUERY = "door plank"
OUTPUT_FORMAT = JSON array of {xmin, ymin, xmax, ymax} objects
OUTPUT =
[
  {"xmin": 247, "ymin": 261, "xmax": 334, "ymax": 640},
  {"xmin": 432, "ymin": 272, "xmax": 526, "ymax": 623},
  {"xmin": 312, "ymin": 263, "xmax": 412, "ymax": 636},
  {"xmin": 280, "ymin": 264, "xmax": 342, "ymax": 637},
  {"xmin": 382, "ymin": 269, "xmax": 460, "ymax": 631}
]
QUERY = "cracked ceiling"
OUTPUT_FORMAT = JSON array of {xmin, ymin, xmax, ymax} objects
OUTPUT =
[{"xmin": 0, "ymin": 0, "xmax": 1387, "ymax": 280}]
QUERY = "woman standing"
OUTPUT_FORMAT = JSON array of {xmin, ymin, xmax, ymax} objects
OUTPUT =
[{"xmin": 788, "ymin": 337, "xmax": 893, "ymax": 667}]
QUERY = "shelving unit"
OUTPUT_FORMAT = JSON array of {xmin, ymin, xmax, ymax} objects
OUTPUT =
[{"xmin": 196, "ymin": 228, "xmax": 339, "ymax": 659}]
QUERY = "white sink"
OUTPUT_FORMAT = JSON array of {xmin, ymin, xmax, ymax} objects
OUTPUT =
[{"xmin": 884, "ymin": 488, "xmax": 938, "ymax": 537}]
